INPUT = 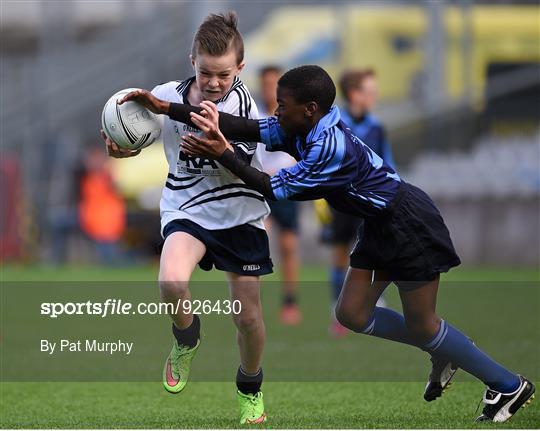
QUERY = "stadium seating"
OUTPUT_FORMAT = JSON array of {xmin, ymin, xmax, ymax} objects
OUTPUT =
[{"xmin": 403, "ymin": 132, "xmax": 540, "ymax": 199}]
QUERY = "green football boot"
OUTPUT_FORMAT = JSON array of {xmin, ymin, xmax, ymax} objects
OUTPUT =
[
  {"xmin": 237, "ymin": 390, "xmax": 267, "ymax": 425},
  {"xmin": 162, "ymin": 339, "xmax": 200, "ymax": 394}
]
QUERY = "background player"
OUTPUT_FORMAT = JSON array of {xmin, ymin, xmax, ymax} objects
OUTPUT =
[
  {"xmin": 105, "ymin": 12, "xmax": 269, "ymax": 425},
  {"xmin": 339, "ymin": 69, "xmax": 394, "ymax": 166},
  {"xmin": 136, "ymin": 65, "xmax": 534, "ymax": 423},
  {"xmin": 258, "ymin": 65, "xmax": 302, "ymax": 326},
  {"xmin": 322, "ymin": 68, "xmax": 394, "ymax": 337}
]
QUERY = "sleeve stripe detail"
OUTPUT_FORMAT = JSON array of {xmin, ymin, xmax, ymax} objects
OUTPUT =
[
  {"xmin": 270, "ymin": 129, "xmax": 340, "ymax": 196},
  {"xmin": 233, "ymin": 85, "xmax": 252, "ymax": 119},
  {"xmin": 238, "ymin": 84, "xmax": 252, "ymax": 117},
  {"xmin": 313, "ymin": 129, "xmax": 339, "ymax": 177},
  {"xmin": 258, "ymin": 119, "xmax": 269, "ymax": 134},
  {"xmin": 278, "ymin": 129, "xmax": 336, "ymax": 185},
  {"xmin": 234, "ymin": 89, "xmax": 245, "ymax": 118},
  {"xmin": 307, "ymin": 131, "xmax": 334, "ymax": 178},
  {"xmin": 258, "ymin": 116, "xmax": 284, "ymax": 151}
]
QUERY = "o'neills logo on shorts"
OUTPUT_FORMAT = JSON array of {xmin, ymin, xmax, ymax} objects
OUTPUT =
[{"xmin": 243, "ymin": 264, "xmax": 261, "ymax": 271}]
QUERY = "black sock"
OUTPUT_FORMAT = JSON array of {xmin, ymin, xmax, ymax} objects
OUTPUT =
[
  {"xmin": 172, "ymin": 315, "xmax": 200, "ymax": 348},
  {"xmin": 236, "ymin": 366, "xmax": 263, "ymax": 395},
  {"xmin": 282, "ymin": 293, "xmax": 297, "ymax": 306}
]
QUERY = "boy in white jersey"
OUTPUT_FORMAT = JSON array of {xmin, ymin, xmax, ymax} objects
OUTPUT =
[{"xmin": 102, "ymin": 12, "xmax": 270, "ymax": 425}]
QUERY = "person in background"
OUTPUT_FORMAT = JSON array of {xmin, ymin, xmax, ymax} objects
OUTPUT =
[
  {"xmin": 77, "ymin": 145, "xmax": 126, "ymax": 264},
  {"xmin": 340, "ymin": 69, "xmax": 394, "ymax": 165},
  {"xmin": 324, "ymin": 68, "xmax": 395, "ymax": 337},
  {"xmin": 258, "ymin": 65, "xmax": 302, "ymax": 326}
]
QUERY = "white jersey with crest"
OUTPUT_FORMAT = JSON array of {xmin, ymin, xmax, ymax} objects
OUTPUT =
[{"xmin": 152, "ymin": 76, "xmax": 269, "ymax": 233}]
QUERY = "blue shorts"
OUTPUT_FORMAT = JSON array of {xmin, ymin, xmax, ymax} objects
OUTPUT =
[
  {"xmin": 163, "ymin": 219, "xmax": 273, "ymax": 276},
  {"xmin": 268, "ymin": 200, "xmax": 299, "ymax": 232},
  {"xmin": 350, "ymin": 182, "xmax": 461, "ymax": 289}
]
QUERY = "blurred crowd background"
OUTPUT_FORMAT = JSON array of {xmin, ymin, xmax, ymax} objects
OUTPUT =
[{"xmin": 1, "ymin": 0, "xmax": 539, "ymax": 267}]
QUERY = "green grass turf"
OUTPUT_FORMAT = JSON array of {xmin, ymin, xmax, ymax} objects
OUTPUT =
[
  {"xmin": 1, "ymin": 382, "xmax": 538, "ymax": 429},
  {"xmin": 1, "ymin": 263, "xmax": 538, "ymax": 282},
  {"xmin": 1, "ymin": 382, "xmax": 540, "ymax": 429},
  {"xmin": 1, "ymin": 265, "xmax": 538, "ymax": 428}
]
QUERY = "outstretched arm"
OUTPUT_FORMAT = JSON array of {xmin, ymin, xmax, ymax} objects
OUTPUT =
[
  {"xmin": 181, "ymin": 131, "xmax": 275, "ymax": 200},
  {"xmin": 168, "ymin": 103, "xmax": 261, "ymax": 142},
  {"xmin": 118, "ymin": 89, "xmax": 261, "ymax": 141},
  {"xmin": 183, "ymin": 104, "xmax": 348, "ymax": 203},
  {"xmin": 218, "ymin": 147, "xmax": 276, "ymax": 200},
  {"xmin": 180, "ymin": 133, "xmax": 275, "ymax": 199},
  {"xmin": 180, "ymin": 106, "xmax": 275, "ymax": 200}
]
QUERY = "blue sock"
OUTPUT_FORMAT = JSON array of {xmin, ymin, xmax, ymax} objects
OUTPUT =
[
  {"xmin": 361, "ymin": 307, "xmax": 417, "ymax": 345},
  {"xmin": 424, "ymin": 320, "xmax": 520, "ymax": 393},
  {"xmin": 330, "ymin": 267, "xmax": 346, "ymax": 302},
  {"xmin": 362, "ymin": 309, "xmax": 520, "ymax": 393}
]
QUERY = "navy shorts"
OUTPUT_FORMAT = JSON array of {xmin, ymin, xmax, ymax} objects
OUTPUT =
[
  {"xmin": 350, "ymin": 182, "xmax": 461, "ymax": 289},
  {"xmin": 268, "ymin": 200, "xmax": 299, "ymax": 232},
  {"xmin": 163, "ymin": 219, "xmax": 273, "ymax": 276}
]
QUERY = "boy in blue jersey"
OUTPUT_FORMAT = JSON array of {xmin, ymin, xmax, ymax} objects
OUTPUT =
[{"xmin": 120, "ymin": 65, "xmax": 535, "ymax": 423}]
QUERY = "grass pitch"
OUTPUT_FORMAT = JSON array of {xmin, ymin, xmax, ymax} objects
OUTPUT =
[{"xmin": 1, "ymin": 264, "xmax": 538, "ymax": 428}]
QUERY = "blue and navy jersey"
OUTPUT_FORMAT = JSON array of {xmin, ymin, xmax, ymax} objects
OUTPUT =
[
  {"xmin": 258, "ymin": 106, "xmax": 401, "ymax": 218},
  {"xmin": 339, "ymin": 109, "xmax": 395, "ymax": 169}
]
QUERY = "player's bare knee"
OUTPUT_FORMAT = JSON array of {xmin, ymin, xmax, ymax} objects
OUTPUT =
[
  {"xmin": 233, "ymin": 309, "xmax": 262, "ymax": 332},
  {"xmin": 335, "ymin": 304, "xmax": 370, "ymax": 333},
  {"xmin": 335, "ymin": 303, "xmax": 353, "ymax": 328},
  {"xmin": 158, "ymin": 277, "xmax": 189, "ymax": 299}
]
